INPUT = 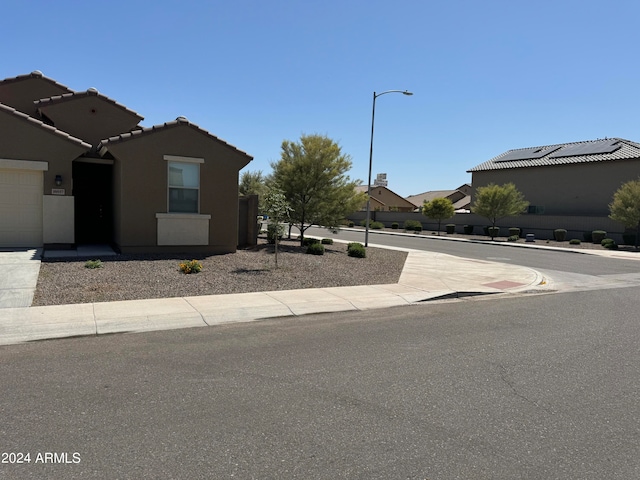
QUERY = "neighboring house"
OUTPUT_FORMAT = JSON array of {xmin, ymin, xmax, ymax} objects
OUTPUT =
[
  {"xmin": 406, "ymin": 184, "xmax": 471, "ymax": 212},
  {"xmin": 467, "ymin": 138, "xmax": 640, "ymax": 216},
  {"xmin": 0, "ymin": 71, "xmax": 253, "ymax": 253},
  {"xmin": 356, "ymin": 185, "xmax": 416, "ymax": 212}
]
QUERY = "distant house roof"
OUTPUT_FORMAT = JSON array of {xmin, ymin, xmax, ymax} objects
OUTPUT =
[
  {"xmin": 468, "ymin": 138, "xmax": 640, "ymax": 172},
  {"xmin": 0, "ymin": 102, "xmax": 92, "ymax": 150},
  {"xmin": 405, "ymin": 184, "xmax": 471, "ymax": 209},
  {"xmin": 98, "ymin": 116, "xmax": 252, "ymax": 159},
  {"xmin": 0, "ymin": 70, "xmax": 72, "ymax": 92},
  {"xmin": 35, "ymin": 88, "xmax": 144, "ymax": 122},
  {"xmin": 355, "ymin": 185, "xmax": 417, "ymax": 209}
]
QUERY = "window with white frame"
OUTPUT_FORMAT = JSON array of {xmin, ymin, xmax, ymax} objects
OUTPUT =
[{"xmin": 167, "ymin": 159, "xmax": 201, "ymax": 213}]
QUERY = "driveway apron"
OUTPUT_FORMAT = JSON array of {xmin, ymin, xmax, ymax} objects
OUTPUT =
[{"xmin": 0, "ymin": 248, "xmax": 42, "ymax": 308}]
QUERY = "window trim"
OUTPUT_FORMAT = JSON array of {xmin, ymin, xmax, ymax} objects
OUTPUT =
[{"xmin": 165, "ymin": 155, "xmax": 204, "ymax": 214}]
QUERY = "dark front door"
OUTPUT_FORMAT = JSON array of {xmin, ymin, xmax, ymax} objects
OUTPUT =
[{"xmin": 73, "ymin": 162, "xmax": 114, "ymax": 244}]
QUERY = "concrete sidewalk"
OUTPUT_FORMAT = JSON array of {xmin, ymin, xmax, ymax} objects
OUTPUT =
[{"xmin": 0, "ymin": 245, "xmax": 545, "ymax": 346}]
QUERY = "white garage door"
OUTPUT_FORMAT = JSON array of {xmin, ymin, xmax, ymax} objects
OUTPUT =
[{"xmin": 0, "ymin": 169, "xmax": 43, "ymax": 247}]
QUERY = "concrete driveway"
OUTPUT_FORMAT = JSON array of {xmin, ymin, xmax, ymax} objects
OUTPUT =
[{"xmin": 0, "ymin": 248, "xmax": 42, "ymax": 308}]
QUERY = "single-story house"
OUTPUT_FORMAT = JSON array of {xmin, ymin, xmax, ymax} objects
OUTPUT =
[
  {"xmin": 405, "ymin": 184, "xmax": 472, "ymax": 212},
  {"xmin": 467, "ymin": 138, "xmax": 640, "ymax": 216},
  {"xmin": 355, "ymin": 185, "xmax": 416, "ymax": 212},
  {"xmin": 0, "ymin": 71, "xmax": 253, "ymax": 253}
]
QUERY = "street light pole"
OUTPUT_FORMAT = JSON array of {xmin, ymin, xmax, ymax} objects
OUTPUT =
[{"xmin": 365, "ymin": 89, "xmax": 413, "ymax": 247}]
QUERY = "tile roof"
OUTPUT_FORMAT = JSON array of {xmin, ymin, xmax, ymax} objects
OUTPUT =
[
  {"xmin": 98, "ymin": 117, "xmax": 252, "ymax": 158},
  {"xmin": 0, "ymin": 102, "xmax": 92, "ymax": 149},
  {"xmin": 0, "ymin": 70, "xmax": 73, "ymax": 93},
  {"xmin": 468, "ymin": 138, "xmax": 640, "ymax": 172},
  {"xmin": 35, "ymin": 88, "xmax": 144, "ymax": 121}
]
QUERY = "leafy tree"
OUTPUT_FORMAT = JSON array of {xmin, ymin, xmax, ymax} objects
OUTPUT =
[
  {"xmin": 609, "ymin": 178, "xmax": 640, "ymax": 248},
  {"xmin": 262, "ymin": 188, "xmax": 291, "ymax": 267},
  {"xmin": 472, "ymin": 183, "xmax": 529, "ymax": 239},
  {"xmin": 239, "ymin": 170, "xmax": 269, "ymax": 212},
  {"xmin": 422, "ymin": 197, "xmax": 455, "ymax": 235},
  {"xmin": 271, "ymin": 134, "xmax": 366, "ymax": 245}
]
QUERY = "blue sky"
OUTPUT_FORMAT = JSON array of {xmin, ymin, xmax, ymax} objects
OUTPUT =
[{"xmin": 4, "ymin": 0, "xmax": 640, "ymax": 197}]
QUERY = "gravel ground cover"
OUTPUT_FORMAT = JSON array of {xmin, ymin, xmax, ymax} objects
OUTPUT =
[{"xmin": 33, "ymin": 238, "xmax": 408, "ymax": 306}]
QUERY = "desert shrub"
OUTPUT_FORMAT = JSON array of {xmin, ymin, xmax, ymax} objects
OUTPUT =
[
  {"xmin": 267, "ymin": 223, "xmax": 284, "ymax": 244},
  {"xmin": 554, "ymin": 229, "xmax": 567, "ymax": 242},
  {"xmin": 179, "ymin": 259, "xmax": 202, "ymax": 274},
  {"xmin": 302, "ymin": 237, "xmax": 320, "ymax": 246},
  {"xmin": 569, "ymin": 238, "xmax": 581, "ymax": 245},
  {"xmin": 446, "ymin": 224, "xmax": 456, "ymax": 234},
  {"xmin": 507, "ymin": 235, "xmax": 519, "ymax": 242},
  {"xmin": 622, "ymin": 232, "xmax": 637, "ymax": 246},
  {"xmin": 348, "ymin": 221, "xmax": 355, "ymax": 228},
  {"xmin": 601, "ymin": 238, "xmax": 615, "ymax": 246},
  {"xmin": 583, "ymin": 231, "xmax": 593, "ymax": 243},
  {"xmin": 488, "ymin": 226, "xmax": 500, "ymax": 238},
  {"xmin": 84, "ymin": 259, "xmax": 102, "ymax": 269},
  {"xmin": 306, "ymin": 243, "xmax": 325, "ymax": 255},
  {"xmin": 592, "ymin": 230, "xmax": 607, "ymax": 244},
  {"xmin": 370, "ymin": 221, "xmax": 384, "ymax": 229},
  {"xmin": 604, "ymin": 242, "xmax": 618, "ymax": 250},
  {"xmin": 391, "ymin": 222, "xmax": 399, "ymax": 229},
  {"xmin": 321, "ymin": 238, "xmax": 333, "ymax": 245},
  {"xmin": 463, "ymin": 225, "xmax": 474, "ymax": 234},
  {"xmin": 508, "ymin": 227, "xmax": 520, "ymax": 237},
  {"xmin": 347, "ymin": 242, "xmax": 366, "ymax": 258},
  {"xmin": 404, "ymin": 220, "xmax": 422, "ymax": 231}
]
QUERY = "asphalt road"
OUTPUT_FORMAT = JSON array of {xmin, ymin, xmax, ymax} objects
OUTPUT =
[
  {"xmin": 306, "ymin": 225, "xmax": 640, "ymax": 277},
  {"xmin": 1, "ymin": 288, "xmax": 639, "ymax": 479}
]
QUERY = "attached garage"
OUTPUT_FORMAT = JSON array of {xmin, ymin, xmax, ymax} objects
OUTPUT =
[{"xmin": 0, "ymin": 161, "xmax": 47, "ymax": 247}]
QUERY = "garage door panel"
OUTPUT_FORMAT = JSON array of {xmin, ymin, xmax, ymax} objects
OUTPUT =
[{"xmin": 0, "ymin": 169, "xmax": 43, "ymax": 247}]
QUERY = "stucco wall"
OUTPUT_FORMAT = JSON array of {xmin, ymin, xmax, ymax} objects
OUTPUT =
[
  {"xmin": 471, "ymin": 159, "xmax": 640, "ymax": 216},
  {"xmin": 106, "ymin": 124, "xmax": 249, "ymax": 253}
]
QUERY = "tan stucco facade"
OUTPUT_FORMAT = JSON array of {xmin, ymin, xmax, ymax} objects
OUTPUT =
[{"xmin": 471, "ymin": 158, "xmax": 640, "ymax": 216}]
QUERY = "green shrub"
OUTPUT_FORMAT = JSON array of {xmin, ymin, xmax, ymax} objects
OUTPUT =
[
  {"xmin": 507, "ymin": 235, "xmax": 519, "ymax": 242},
  {"xmin": 463, "ymin": 225, "xmax": 474, "ymax": 234},
  {"xmin": 267, "ymin": 223, "xmax": 284, "ymax": 244},
  {"xmin": 583, "ymin": 231, "xmax": 593, "ymax": 243},
  {"xmin": 321, "ymin": 238, "xmax": 333, "ymax": 245},
  {"xmin": 347, "ymin": 242, "xmax": 366, "ymax": 258},
  {"xmin": 446, "ymin": 224, "xmax": 456, "ymax": 234},
  {"xmin": 554, "ymin": 229, "xmax": 567, "ymax": 242},
  {"xmin": 404, "ymin": 220, "xmax": 422, "ymax": 231},
  {"xmin": 622, "ymin": 232, "xmax": 637, "ymax": 246},
  {"xmin": 302, "ymin": 237, "xmax": 320, "ymax": 246},
  {"xmin": 348, "ymin": 221, "xmax": 355, "ymax": 228},
  {"xmin": 179, "ymin": 259, "xmax": 202, "ymax": 274},
  {"xmin": 508, "ymin": 227, "xmax": 520, "ymax": 238},
  {"xmin": 483, "ymin": 226, "xmax": 490, "ymax": 236},
  {"xmin": 370, "ymin": 221, "xmax": 384, "ymax": 230},
  {"xmin": 84, "ymin": 259, "xmax": 103, "ymax": 269},
  {"xmin": 487, "ymin": 226, "xmax": 500, "ymax": 238},
  {"xmin": 306, "ymin": 243, "xmax": 325, "ymax": 255},
  {"xmin": 592, "ymin": 230, "xmax": 607, "ymax": 244},
  {"xmin": 601, "ymin": 238, "xmax": 615, "ymax": 246},
  {"xmin": 604, "ymin": 241, "xmax": 618, "ymax": 250},
  {"xmin": 391, "ymin": 222, "xmax": 399, "ymax": 229},
  {"xmin": 569, "ymin": 238, "xmax": 581, "ymax": 245}
]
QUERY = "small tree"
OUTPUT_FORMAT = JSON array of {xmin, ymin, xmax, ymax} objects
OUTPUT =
[
  {"xmin": 239, "ymin": 170, "xmax": 270, "ymax": 212},
  {"xmin": 262, "ymin": 188, "xmax": 291, "ymax": 267},
  {"xmin": 472, "ymin": 183, "xmax": 529, "ymax": 239},
  {"xmin": 271, "ymin": 134, "xmax": 366, "ymax": 245},
  {"xmin": 609, "ymin": 178, "xmax": 640, "ymax": 248},
  {"xmin": 422, "ymin": 197, "xmax": 455, "ymax": 235}
]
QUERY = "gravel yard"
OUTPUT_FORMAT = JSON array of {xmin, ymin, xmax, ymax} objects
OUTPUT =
[{"xmin": 33, "ymin": 238, "xmax": 408, "ymax": 306}]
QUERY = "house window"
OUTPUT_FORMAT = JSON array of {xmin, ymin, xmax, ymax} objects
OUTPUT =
[
  {"xmin": 167, "ymin": 161, "xmax": 200, "ymax": 213},
  {"xmin": 527, "ymin": 205, "xmax": 545, "ymax": 214}
]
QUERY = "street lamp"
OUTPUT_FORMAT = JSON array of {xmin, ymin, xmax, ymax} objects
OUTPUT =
[{"xmin": 365, "ymin": 89, "xmax": 413, "ymax": 247}]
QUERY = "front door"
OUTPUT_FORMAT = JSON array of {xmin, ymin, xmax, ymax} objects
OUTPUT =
[{"xmin": 73, "ymin": 162, "xmax": 113, "ymax": 244}]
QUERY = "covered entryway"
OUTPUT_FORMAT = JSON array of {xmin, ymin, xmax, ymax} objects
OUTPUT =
[
  {"xmin": 0, "ymin": 167, "xmax": 44, "ymax": 247},
  {"xmin": 73, "ymin": 161, "xmax": 114, "ymax": 244}
]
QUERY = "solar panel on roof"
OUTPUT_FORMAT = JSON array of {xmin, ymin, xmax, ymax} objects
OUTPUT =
[
  {"xmin": 549, "ymin": 140, "xmax": 621, "ymax": 158},
  {"xmin": 495, "ymin": 145, "xmax": 561, "ymax": 162}
]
